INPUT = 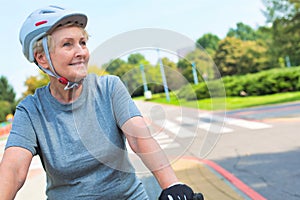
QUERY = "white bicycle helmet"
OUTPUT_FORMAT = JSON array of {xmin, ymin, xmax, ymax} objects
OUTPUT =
[
  {"xmin": 19, "ymin": 5, "xmax": 88, "ymax": 89},
  {"xmin": 20, "ymin": 5, "xmax": 87, "ymax": 62}
]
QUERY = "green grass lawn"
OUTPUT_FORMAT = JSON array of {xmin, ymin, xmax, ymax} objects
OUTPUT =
[{"xmin": 134, "ymin": 91, "xmax": 300, "ymax": 111}]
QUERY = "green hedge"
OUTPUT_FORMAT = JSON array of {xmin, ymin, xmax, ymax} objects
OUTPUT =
[{"xmin": 177, "ymin": 66, "xmax": 300, "ymax": 100}]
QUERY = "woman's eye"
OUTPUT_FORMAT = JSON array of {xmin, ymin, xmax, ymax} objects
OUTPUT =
[
  {"xmin": 80, "ymin": 40, "xmax": 87, "ymax": 46},
  {"xmin": 63, "ymin": 42, "xmax": 72, "ymax": 47}
]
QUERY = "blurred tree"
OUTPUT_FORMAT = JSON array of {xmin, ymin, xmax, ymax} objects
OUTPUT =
[
  {"xmin": 214, "ymin": 37, "xmax": 268, "ymax": 76},
  {"xmin": 214, "ymin": 37, "xmax": 243, "ymax": 76},
  {"xmin": 238, "ymin": 40, "xmax": 269, "ymax": 74},
  {"xmin": 196, "ymin": 33, "xmax": 220, "ymax": 59},
  {"xmin": 88, "ymin": 65, "xmax": 108, "ymax": 76},
  {"xmin": 160, "ymin": 57, "xmax": 185, "ymax": 91},
  {"xmin": 142, "ymin": 63, "xmax": 164, "ymax": 94},
  {"xmin": 22, "ymin": 72, "xmax": 49, "ymax": 98},
  {"xmin": 0, "ymin": 76, "xmax": 16, "ymax": 103},
  {"xmin": 161, "ymin": 57, "xmax": 176, "ymax": 69},
  {"xmin": 0, "ymin": 76, "xmax": 16, "ymax": 122},
  {"xmin": 0, "ymin": 101, "xmax": 12, "ymax": 122},
  {"xmin": 262, "ymin": 0, "xmax": 300, "ymax": 66},
  {"xmin": 226, "ymin": 21, "xmax": 278, "ymax": 69},
  {"xmin": 254, "ymin": 26, "xmax": 277, "ymax": 69},
  {"xmin": 262, "ymin": 0, "xmax": 297, "ymax": 23},
  {"xmin": 105, "ymin": 53, "xmax": 159, "ymax": 97},
  {"xmin": 127, "ymin": 53, "xmax": 145, "ymax": 65},
  {"xmin": 196, "ymin": 33, "xmax": 220, "ymax": 51},
  {"xmin": 227, "ymin": 22, "xmax": 258, "ymax": 41},
  {"xmin": 177, "ymin": 58, "xmax": 196, "ymax": 83},
  {"xmin": 178, "ymin": 48, "xmax": 216, "ymax": 83},
  {"xmin": 104, "ymin": 58, "xmax": 126, "ymax": 74}
]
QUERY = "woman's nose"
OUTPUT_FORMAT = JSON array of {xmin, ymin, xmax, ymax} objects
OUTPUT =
[{"xmin": 74, "ymin": 44, "xmax": 87, "ymax": 57}]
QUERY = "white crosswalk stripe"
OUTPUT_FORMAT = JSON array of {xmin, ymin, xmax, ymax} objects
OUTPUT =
[
  {"xmin": 170, "ymin": 113, "xmax": 272, "ymax": 135},
  {"xmin": 175, "ymin": 116, "xmax": 232, "ymax": 134},
  {"xmin": 127, "ymin": 114, "xmax": 272, "ymax": 154},
  {"xmin": 162, "ymin": 120, "xmax": 196, "ymax": 138},
  {"xmin": 198, "ymin": 113, "xmax": 272, "ymax": 130},
  {"xmin": 224, "ymin": 117, "xmax": 272, "ymax": 129}
]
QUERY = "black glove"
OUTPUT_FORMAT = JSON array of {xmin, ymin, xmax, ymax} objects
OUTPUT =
[{"xmin": 159, "ymin": 184, "xmax": 194, "ymax": 200}]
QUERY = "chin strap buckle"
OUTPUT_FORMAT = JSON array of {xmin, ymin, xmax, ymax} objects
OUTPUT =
[
  {"xmin": 59, "ymin": 77, "xmax": 84, "ymax": 90},
  {"xmin": 64, "ymin": 81, "xmax": 79, "ymax": 90},
  {"xmin": 58, "ymin": 77, "xmax": 68, "ymax": 85}
]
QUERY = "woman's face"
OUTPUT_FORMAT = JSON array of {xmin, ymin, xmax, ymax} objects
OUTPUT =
[{"xmin": 49, "ymin": 26, "xmax": 89, "ymax": 82}]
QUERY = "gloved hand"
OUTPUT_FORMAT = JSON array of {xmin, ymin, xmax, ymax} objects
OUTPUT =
[{"xmin": 159, "ymin": 183, "xmax": 194, "ymax": 200}]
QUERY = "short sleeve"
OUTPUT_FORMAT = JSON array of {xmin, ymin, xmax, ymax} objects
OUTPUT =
[
  {"xmin": 5, "ymin": 105, "xmax": 38, "ymax": 156},
  {"xmin": 111, "ymin": 76, "xmax": 142, "ymax": 127}
]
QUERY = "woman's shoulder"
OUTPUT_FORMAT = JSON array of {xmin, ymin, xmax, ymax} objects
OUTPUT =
[{"xmin": 16, "ymin": 85, "xmax": 48, "ymax": 111}]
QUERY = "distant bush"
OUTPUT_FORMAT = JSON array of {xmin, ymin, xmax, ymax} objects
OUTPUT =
[
  {"xmin": 225, "ymin": 67, "xmax": 300, "ymax": 96},
  {"xmin": 177, "ymin": 84, "xmax": 201, "ymax": 100},
  {"xmin": 178, "ymin": 66, "xmax": 300, "ymax": 101}
]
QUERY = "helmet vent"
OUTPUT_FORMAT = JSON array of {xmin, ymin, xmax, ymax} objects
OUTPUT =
[{"xmin": 40, "ymin": 10, "xmax": 55, "ymax": 14}]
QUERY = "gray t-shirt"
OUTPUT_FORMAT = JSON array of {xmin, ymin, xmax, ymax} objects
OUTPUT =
[{"xmin": 6, "ymin": 74, "xmax": 149, "ymax": 200}]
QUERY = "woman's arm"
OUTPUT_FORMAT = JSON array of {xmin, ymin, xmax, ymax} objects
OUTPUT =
[
  {"xmin": 0, "ymin": 147, "xmax": 33, "ymax": 200},
  {"xmin": 122, "ymin": 116, "xmax": 179, "ymax": 189}
]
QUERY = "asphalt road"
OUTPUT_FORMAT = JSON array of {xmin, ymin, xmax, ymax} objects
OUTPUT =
[
  {"xmin": 211, "ymin": 102, "xmax": 300, "ymax": 200},
  {"xmin": 224, "ymin": 101, "xmax": 300, "ymax": 120},
  {"xmin": 134, "ymin": 100, "xmax": 300, "ymax": 200}
]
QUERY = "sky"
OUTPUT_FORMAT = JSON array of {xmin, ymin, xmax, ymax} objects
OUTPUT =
[{"xmin": 0, "ymin": 0, "xmax": 267, "ymax": 98}]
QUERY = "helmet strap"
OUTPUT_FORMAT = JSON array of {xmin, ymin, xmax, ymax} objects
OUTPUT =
[{"xmin": 41, "ymin": 37, "xmax": 83, "ymax": 90}]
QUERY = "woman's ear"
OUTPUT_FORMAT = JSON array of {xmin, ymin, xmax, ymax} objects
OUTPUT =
[{"xmin": 34, "ymin": 52, "xmax": 49, "ymax": 69}]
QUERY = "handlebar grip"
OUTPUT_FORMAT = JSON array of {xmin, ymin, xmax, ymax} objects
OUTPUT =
[{"xmin": 193, "ymin": 193, "xmax": 204, "ymax": 200}]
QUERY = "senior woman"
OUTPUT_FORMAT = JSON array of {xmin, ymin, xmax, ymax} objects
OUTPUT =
[{"xmin": 0, "ymin": 5, "xmax": 198, "ymax": 200}]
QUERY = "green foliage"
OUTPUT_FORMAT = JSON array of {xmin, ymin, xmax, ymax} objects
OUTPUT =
[
  {"xmin": 261, "ymin": 0, "xmax": 297, "ymax": 23},
  {"xmin": 0, "ymin": 101, "xmax": 12, "ymax": 122},
  {"xmin": 223, "ymin": 67, "xmax": 300, "ymax": 96},
  {"xmin": 127, "ymin": 53, "xmax": 145, "ymax": 65},
  {"xmin": 262, "ymin": 0, "xmax": 300, "ymax": 66},
  {"xmin": 196, "ymin": 33, "xmax": 220, "ymax": 51},
  {"xmin": 103, "ymin": 53, "xmax": 181, "ymax": 97},
  {"xmin": 177, "ymin": 58, "xmax": 195, "ymax": 83},
  {"xmin": 0, "ymin": 76, "xmax": 16, "ymax": 122},
  {"xmin": 178, "ymin": 66, "xmax": 300, "ymax": 102},
  {"xmin": 104, "ymin": 58, "xmax": 126, "ymax": 74},
  {"xmin": 226, "ymin": 22, "xmax": 258, "ymax": 41},
  {"xmin": 214, "ymin": 37, "xmax": 269, "ymax": 76},
  {"xmin": 177, "ymin": 81, "xmax": 213, "ymax": 101},
  {"xmin": 22, "ymin": 72, "xmax": 49, "ymax": 98},
  {"xmin": 272, "ymin": 17, "xmax": 300, "ymax": 66},
  {"xmin": 177, "ymin": 48, "xmax": 216, "ymax": 83},
  {"xmin": 88, "ymin": 65, "xmax": 108, "ymax": 76},
  {"xmin": 0, "ymin": 76, "xmax": 16, "ymax": 103}
]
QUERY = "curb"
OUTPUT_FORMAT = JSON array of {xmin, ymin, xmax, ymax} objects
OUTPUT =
[{"xmin": 183, "ymin": 156, "xmax": 267, "ymax": 200}]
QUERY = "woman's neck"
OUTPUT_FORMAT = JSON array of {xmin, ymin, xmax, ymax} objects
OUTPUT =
[{"xmin": 49, "ymin": 79, "xmax": 83, "ymax": 104}]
